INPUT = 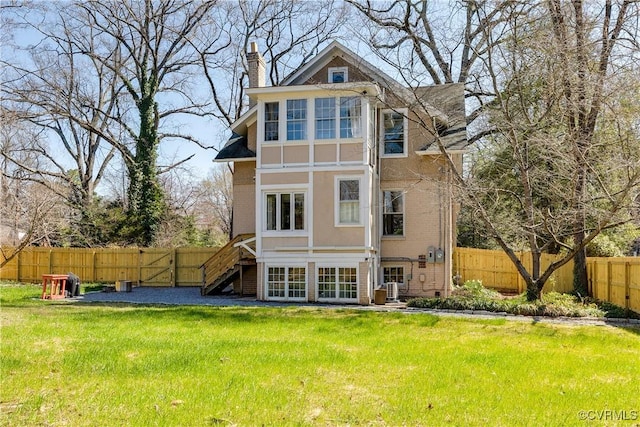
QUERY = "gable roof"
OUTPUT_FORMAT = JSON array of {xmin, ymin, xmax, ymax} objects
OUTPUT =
[{"xmin": 281, "ymin": 41, "xmax": 449, "ymax": 124}]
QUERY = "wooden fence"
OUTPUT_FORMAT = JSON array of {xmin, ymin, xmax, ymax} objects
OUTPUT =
[
  {"xmin": 453, "ymin": 247, "xmax": 640, "ymax": 313},
  {"xmin": 0, "ymin": 247, "xmax": 219, "ymax": 287}
]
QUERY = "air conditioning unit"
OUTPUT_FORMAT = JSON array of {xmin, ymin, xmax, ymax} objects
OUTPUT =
[{"xmin": 385, "ymin": 282, "xmax": 399, "ymax": 302}]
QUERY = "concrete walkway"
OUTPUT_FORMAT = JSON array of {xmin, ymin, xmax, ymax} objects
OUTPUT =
[{"xmin": 73, "ymin": 286, "xmax": 640, "ymax": 328}]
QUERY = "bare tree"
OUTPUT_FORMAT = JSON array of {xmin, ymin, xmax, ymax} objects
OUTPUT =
[
  {"xmin": 356, "ymin": 0, "xmax": 640, "ymax": 300},
  {"xmin": 198, "ymin": 0, "xmax": 349, "ymax": 126},
  {"xmin": 1, "ymin": 15, "xmax": 121, "ymax": 238},
  {"xmin": 0, "ymin": 116, "xmax": 68, "ymax": 266},
  {"xmin": 347, "ymin": 0, "xmax": 533, "ymax": 144}
]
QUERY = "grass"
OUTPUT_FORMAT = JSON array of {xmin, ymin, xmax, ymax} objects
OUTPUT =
[{"xmin": 1, "ymin": 282, "xmax": 639, "ymax": 426}]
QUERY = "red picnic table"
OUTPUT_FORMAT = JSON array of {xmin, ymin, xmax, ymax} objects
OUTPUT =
[{"xmin": 41, "ymin": 274, "xmax": 69, "ymax": 300}]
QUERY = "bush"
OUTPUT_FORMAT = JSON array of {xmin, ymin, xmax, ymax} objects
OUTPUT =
[{"xmin": 406, "ymin": 283, "xmax": 640, "ymax": 318}]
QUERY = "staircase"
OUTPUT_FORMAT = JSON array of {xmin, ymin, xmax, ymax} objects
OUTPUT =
[{"xmin": 200, "ymin": 234, "xmax": 256, "ymax": 295}]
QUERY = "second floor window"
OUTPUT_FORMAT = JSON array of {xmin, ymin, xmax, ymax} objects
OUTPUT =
[
  {"xmin": 315, "ymin": 97, "xmax": 335, "ymax": 139},
  {"xmin": 382, "ymin": 109, "xmax": 407, "ymax": 155},
  {"xmin": 340, "ymin": 97, "xmax": 361, "ymax": 138},
  {"xmin": 287, "ymin": 99, "xmax": 307, "ymax": 140},
  {"xmin": 264, "ymin": 102, "xmax": 279, "ymax": 141},
  {"xmin": 266, "ymin": 192, "xmax": 305, "ymax": 231}
]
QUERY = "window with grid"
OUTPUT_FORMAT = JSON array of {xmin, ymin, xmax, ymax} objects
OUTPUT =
[
  {"xmin": 287, "ymin": 267, "xmax": 306, "ymax": 299},
  {"xmin": 382, "ymin": 110, "xmax": 406, "ymax": 155},
  {"xmin": 315, "ymin": 97, "xmax": 335, "ymax": 139},
  {"xmin": 265, "ymin": 192, "xmax": 305, "ymax": 231},
  {"xmin": 317, "ymin": 267, "xmax": 357, "ymax": 300},
  {"xmin": 338, "ymin": 179, "xmax": 360, "ymax": 224},
  {"xmin": 338, "ymin": 267, "xmax": 358, "ymax": 299},
  {"xmin": 286, "ymin": 99, "xmax": 307, "ymax": 140},
  {"xmin": 267, "ymin": 267, "xmax": 286, "ymax": 298},
  {"xmin": 264, "ymin": 102, "xmax": 279, "ymax": 141},
  {"xmin": 383, "ymin": 190, "xmax": 404, "ymax": 236},
  {"xmin": 339, "ymin": 97, "xmax": 361, "ymax": 138},
  {"xmin": 383, "ymin": 266, "xmax": 404, "ymax": 284},
  {"xmin": 317, "ymin": 267, "xmax": 336, "ymax": 299}
]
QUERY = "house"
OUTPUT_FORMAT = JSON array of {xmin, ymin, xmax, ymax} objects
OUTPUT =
[{"xmin": 202, "ymin": 41, "xmax": 466, "ymax": 304}]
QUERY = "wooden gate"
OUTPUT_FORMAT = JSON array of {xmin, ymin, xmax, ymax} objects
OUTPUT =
[{"xmin": 138, "ymin": 249, "xmax": 174, "ymax": 287}]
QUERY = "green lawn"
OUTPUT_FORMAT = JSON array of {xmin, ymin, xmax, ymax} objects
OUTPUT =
[{"xmin": 1, "ymin": 283, "xmax": 639, "ymax": 426}]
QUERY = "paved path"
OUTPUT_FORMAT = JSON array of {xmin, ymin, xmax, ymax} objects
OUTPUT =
[{"xmin": 73, "ymin": 286, "xmax": 640, "ymax": 328}]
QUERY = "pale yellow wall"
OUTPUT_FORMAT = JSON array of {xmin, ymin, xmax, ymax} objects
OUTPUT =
[
  {"xmin": 315, "ymin": 144, "xmax": 336, "ymax": 163},
  {"xmin": 340, "ymin": 142, "xmax": 363, "ymax": 163},
  {"xmin": 381, "ymin": 260, "xmax": 446, "ymax": 298},
  {"xmin": 247, "ymin": 122, "xmax": 257, "ymax": 152},
  {"xmin": 232, "ymin": 162, "xmax": 256, "ymax": 236},
  {"xmin": 260, "ymin": 172, "xmax": 308, "ymax": 186},
  {"xmin": 261, "ymin": 146, "xmax": 281, "ymax": 164},
  {"xmin": 283, "ymin": 144, "xmax": 309, "ymax": 164},
  {"xmin": 312, "ymin": 170, "xmax": 365, "ymax": 247},
  {"xmin": 358, "ymin": 261, "xmax": 370, "ymax": 304},
  {"xmin": 261, "ymin": 237, "xmax": 309, "ymax": 250}
]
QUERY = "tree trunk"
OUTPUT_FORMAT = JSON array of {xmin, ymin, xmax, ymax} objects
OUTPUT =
[{"xmin": 127, "ymin": 96, "xmax": 165, "ymax": 247}]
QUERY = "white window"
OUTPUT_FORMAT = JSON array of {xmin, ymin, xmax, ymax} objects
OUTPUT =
[
  {"xmin": 382, "ymin": 190, "xmax": 404, "ymax": 236},
  {"xmin": 315, "ymin": 97, "xmax": 335, "ymax": 139},
  {"xmin": 265, "ymin": 192, "xmax": 305, "ymax": 231},
  {"xmin": 286, "ymin": 99, "xmax": 307, "ymax": 141},
  {"xmin": 381, "ymin": 109, "xmax": 408, "ymax": 156},
  {"xmin": 383, "ymin": 266, "xmax": 404, "ymax": 284},
  {"xmin": 267, "ymin": 266, "xmax": 306, "ymax": 300},
  {"xmin": 328, "ymin": 66, "xmax": 348, "ymax": 83},
  {"xmin": 264, "ymin": 102, "xmax": 279, "ymax": 141},
  {"xmin": 315, "ymin": 97, "xmax": 362, "ymax": 140},
  {"xmin": 318, "ymin": 266, "xmax": 357, "ymax": 300},
  {"xmin": 336, "ymin": 177, "xmax": 360, "ymax": 225},
  {"xmin": 339, "ymin": 97, "xmax": 361, "ymax": 138}
]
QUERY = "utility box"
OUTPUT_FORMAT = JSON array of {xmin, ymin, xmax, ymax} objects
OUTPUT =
[
  {"xmin": 427, "ymin": 246, "xmax": 436, "ymax": 263},
  {"xmin": 435, "ymin": 249, "xmax": 445, "ymax": 263}
]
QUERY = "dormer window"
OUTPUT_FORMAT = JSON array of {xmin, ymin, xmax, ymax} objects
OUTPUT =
[{"xmin": 329, "ymin": 67, "xmax": 348, "ymax": 83}]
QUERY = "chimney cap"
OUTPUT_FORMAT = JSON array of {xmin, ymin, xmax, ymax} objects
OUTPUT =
[{"xmin": 250, "ymin": 41, "xmax": 258, "ymax": 53}]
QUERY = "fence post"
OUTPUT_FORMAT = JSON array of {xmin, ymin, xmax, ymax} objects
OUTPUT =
[
  {"xmin": 92, "ymin": 251, "xmax": 97, "ymax": 282},
  {"xmin": 171, "ymin": 248, "xmax": 176, "ymax": 287},
  {"xmin": 16, "ymin": 250, "xmax": 21, "ymax": 282},
  {"xmin": 607, "ymin": 261, "xmax": 612, "ymax": 303},
  {"xmin": 625, "ymin": 262, "xmax": 631, "ymax": 312}
]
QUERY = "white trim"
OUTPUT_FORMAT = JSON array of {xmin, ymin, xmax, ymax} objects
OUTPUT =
[
  {"xmin": 334, "ymin": 175, "xmax": 363, "ymax": 227},
  {"xmin": 381, "ymin": 189, "xmax": 405, "ymax": 237},
  {"xmin": 247, "ymin": 82, "xmax": 380, "ymax": 97},
  {"xmin": 264, "ymin": 264, "xmax": 308, "ymax": 302},
  {"xmin": 416, "ymin": 149, "xmax": 467, "ymax": 155},
  {"xmin": 262, "ymin": 190, "xmax": 307, "ymax": 232},
  {"xmin": 380, "ymin": 108, "xmax": 408, "ymax": 158},
  {"xmin": 328, "ymin": 66, "xmax": 349, "ymax": 83},
  {"xmin": 315, "ymin": 263, "xmax": 359, "ymax": 303}
]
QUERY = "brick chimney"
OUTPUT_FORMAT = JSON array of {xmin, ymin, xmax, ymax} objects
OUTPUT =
[{"xmin": 247, "ymin": 42, "xmax": 265, "ymax": 107}]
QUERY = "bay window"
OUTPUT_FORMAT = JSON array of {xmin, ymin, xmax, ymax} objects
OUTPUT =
[
  {"xmin": 286, "ymin": 99, "xmax": 307, "ymax": 140},
  {"xmin": 264, "ymin": 102, "xmax": 279, "ymax": 141},
  {"xmin": 315, "ymin": 97, "xmax": 362, "ymax": 139}
]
